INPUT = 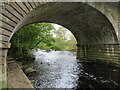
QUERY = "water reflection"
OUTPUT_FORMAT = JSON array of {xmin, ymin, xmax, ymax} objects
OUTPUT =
[
  {"xmin": 77, "ymin": 60, "xmax": 120, "ymax": 89},
  {"xmin": 26, "ymin": 50, "xmax": 120, "ymax": 89}
]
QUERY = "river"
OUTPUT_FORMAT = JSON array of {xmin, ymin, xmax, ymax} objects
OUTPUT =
[{"xmin": 25, "ymin": 49, "xmax": 120, "ymax": 89}]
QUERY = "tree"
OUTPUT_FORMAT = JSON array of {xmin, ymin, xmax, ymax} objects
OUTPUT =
[
  {"xmin": 9, "ymin": 23, "xmax": 55, "ymax": 60},
  {"xmin": 66, "ymin": 34, "xmax": 77, "ymax": 51},
  {"xmin": 8, "ymin": 23, "xmax": 77, "ymax": 61}
]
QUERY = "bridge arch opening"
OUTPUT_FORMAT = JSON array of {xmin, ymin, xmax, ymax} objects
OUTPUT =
[
  {"xmin": 6, "ymin": 2, "xmax": 119, "ymax": 66},
  {"xmin": 8, "ymin": 22, "xmax": 77, "ymax": 60},
  {"xmin": 11, "ymin": 2, "xmax": 118, "ymax": 45},
  {"xmin": 8, "ymin": 22, "xmax": 79, "ymax": 88}
]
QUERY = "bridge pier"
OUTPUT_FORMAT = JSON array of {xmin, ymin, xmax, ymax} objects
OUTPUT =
[
  {"xmin": 77, "ymin": 44, "xmax": 120, "ymax": 67},
  {"xmin": 0, "ymin": 43, "xmax": 11, "ymax": 89}
]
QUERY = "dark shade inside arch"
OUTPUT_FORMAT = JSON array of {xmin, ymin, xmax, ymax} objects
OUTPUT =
[{"xmin": 13, "ymin": 2, "xmax": 118, "ymax": 45}]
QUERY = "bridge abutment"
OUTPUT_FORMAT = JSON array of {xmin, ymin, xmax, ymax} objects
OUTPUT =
[
  {"xmin": 0, "ymin": 43, "xmax": 11, "ymax": 89},
  {"xmin": 77, "ymin": 44, "xmax": 120, "ymax": 67}
]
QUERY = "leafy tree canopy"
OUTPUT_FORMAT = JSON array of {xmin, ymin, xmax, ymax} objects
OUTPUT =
[{"xmin": 9, "ymin": 23, "xmax": 77, "ymax": 60}]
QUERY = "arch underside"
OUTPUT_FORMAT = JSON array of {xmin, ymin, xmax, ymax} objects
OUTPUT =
[
  {"xmin": 12, "ymin": 2, "xmax": 120, "ymax": 66},
  {"xmin": 14, "ymin": 2, "xmax": 118, "ymax": 45}
]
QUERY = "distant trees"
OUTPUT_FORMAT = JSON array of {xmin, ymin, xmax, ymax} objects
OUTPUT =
[
  {"xmin": 66, "ymin": 34, "xmax": 77, "ymax": 51},
  {"xmin": 51, "ymin": 26, "xmax": 77, "ymax": 51},
  {"xmin": 9, "ymin": 23, "xmax": 77, "ymax": 60}
]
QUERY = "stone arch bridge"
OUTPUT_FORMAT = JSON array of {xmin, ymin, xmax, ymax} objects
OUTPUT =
[{"xmin": 0, "ymin": 0, "xmax": 120, "ymax": 88}]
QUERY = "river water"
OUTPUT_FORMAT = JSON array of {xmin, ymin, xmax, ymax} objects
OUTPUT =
[{"xmin": 26, "ymin": 50, "xmax": 120, "ymax": 89}]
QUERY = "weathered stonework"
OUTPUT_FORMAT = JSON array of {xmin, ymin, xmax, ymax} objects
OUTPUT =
[
  {"xmin": 0, "ymin": 1, "xmax": 120, "ymax": 88},
  {"xmin": 87, "ymin": 2, "xmax": 119, "ymax": 42},
  {"xmin": 0, "ymin": 43, "xmax": 11, "ymax": 88},
  {"xmin": 77, "ymin": 44, "xmax": 120, "ymax": 67}
]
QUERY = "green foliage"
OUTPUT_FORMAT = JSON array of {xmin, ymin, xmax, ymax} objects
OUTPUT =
[
  {"xmin": 66, "ymin": 34, "xmax": 77, "ymax": 51},
  {"xmin": 9, "ymin": 23, "xmax": 55, "ymax": 59},
  {"xmin": 11, "ymin": 23, "xmax": 54, "ymax": 50},
  {"xmin": 52, "ymin": 27, "xmax": 68, "ymax": 50},
  {"xmin": 52, "ymin": 26, "xmax": 77, "ymax": 51},
  {"xmin": 9, "ymin": 23, "xmax": 77, "ymax": 60}
]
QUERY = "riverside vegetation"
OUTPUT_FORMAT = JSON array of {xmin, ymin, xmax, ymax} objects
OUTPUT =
[{"xmin": 8, "ymin": 23, "xmax": 77, "ymax": 64}]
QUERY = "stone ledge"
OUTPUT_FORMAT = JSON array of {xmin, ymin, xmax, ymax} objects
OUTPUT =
[{"xmin": 7, "ymin": 61, "xmax": 34, "ymax": 88}]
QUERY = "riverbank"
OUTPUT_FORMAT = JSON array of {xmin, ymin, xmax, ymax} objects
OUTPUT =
[{"xmin": 7, "ymin": 60, "xmax": 34, "ymax": 89}]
